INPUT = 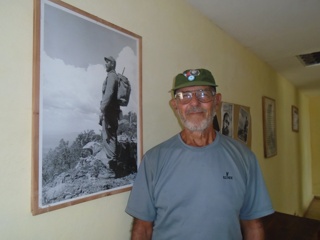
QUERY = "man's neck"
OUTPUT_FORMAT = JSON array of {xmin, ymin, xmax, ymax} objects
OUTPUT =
[{"xmin": 180, "ymin": 127, "xmax": 216, "ymax": 147}]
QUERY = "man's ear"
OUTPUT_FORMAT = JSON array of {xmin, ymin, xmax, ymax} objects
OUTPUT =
[
  {"xmin": 170, "ymin": 98, "xmax": 178, "ymax": 111},
  {"xmin": 215, "ymin": 93, "xmax": 222, "ymax": 105},
  {"xmin": 214, "ymin": 93, "xmax": 222, "ymax": 110}
]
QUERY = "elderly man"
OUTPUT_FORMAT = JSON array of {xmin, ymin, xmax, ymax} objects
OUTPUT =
[{"xmin": 126, "ymin": 68, "xmax": 274, "ymax": 240}]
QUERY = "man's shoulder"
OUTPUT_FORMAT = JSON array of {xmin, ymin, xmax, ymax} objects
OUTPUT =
[
  {"xmin": 218, "ymin": 132, "xmax": 247, "ymax": 146},
  {"xmin": 107, "ymin": 70, "xmax": 118, "ymax": 79},
  {"xmin": 145, "ymin": 134, "xmax": 180, "ymax": 154},
  {"xmin": 217, "ymin": 132, "xmax": 253, "ymax": 156}
]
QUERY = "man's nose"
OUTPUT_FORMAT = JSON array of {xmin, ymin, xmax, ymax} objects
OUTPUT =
[{"xmin": 189, "ymin": 93, "xmax": 201, "ymax": 105}]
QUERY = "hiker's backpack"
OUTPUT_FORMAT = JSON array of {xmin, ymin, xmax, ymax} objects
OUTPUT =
[{"xmin": 117, "ymin": 68, "xmax": 131, "ymax": 107}]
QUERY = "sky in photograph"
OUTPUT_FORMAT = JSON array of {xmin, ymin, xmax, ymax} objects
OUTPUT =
[
  {"xmin": 43, "ymin": 2, "xmax": 138, "ymax": 68},
  {"xmin": 40, "ymin": 1, "xmax": 139, "ymax": 151}
]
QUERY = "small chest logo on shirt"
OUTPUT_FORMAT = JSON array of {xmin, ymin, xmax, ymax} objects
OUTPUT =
[{"xmin": 223, "ymin": 172, "xmax": 233, "ymax": 180}]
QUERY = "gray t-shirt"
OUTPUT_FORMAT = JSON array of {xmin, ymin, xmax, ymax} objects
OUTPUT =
[{"xmin": 126, "ymin": 132, "xmax": 274, "ymax": 240}]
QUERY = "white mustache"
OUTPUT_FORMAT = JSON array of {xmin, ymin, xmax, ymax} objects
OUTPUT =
[{"xmin": 186, "ymin": 107, "xmax": 207, "ymax": 114}]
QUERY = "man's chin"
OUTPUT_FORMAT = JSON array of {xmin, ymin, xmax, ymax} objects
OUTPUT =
[
  {"xmin": 183, "ymin": 121, "xmax": 210, "ymax": 132},
  {"xmin": 178, "ymin": 111, "xmax": 214, "ymax": 132}
]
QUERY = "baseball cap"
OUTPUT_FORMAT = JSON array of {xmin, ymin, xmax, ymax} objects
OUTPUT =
[
  {"xmin": 171, "ymin": 68, "xmax": 218, "ymax": 91},
  {"xmin": 104, "ymin": 56, "xmax": 116, "ymax": 64}
]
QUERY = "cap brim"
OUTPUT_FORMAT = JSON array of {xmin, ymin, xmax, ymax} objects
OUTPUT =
[{"xmin": 171, "ymin": 81, "xmax": 218, "ymax": 91}]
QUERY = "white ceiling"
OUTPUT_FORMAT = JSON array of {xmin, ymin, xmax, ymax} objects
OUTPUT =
[{"xmin": 186, "ymin": 0, "xmax": 320, "ymax": 96}]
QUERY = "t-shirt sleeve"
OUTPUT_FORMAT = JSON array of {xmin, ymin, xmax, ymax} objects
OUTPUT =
[
  {"xmin": 125, "ymin": 154, "xmax": 156, "ymax": 222},
  {"xmin": 239, "ymin": 152, "xmax": 274, "ymax": 220}
]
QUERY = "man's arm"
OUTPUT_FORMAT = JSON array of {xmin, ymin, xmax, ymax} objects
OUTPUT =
[
  {"xmin": 240, "ymin": 218, "xmax": 265, "ymax": 240},
  {"xmin": 131, "ymin": 218, "xmax": 153, "ymax": 240},
  {"xmin": 100, "ymin": 73, "xmax": 118, "ymax": 112}
]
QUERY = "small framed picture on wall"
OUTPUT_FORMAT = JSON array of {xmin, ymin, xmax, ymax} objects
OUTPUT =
[
  {"xmin": 292, "ymin": 106, "xmax": 299, "ymax": 132},
  {"xmin": 262, "ymin": 96, "xmax": 277, "ymax": 158}
]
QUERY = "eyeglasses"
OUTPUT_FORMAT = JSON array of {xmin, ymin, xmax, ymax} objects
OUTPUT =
[{"xmin": 174, "ymin": 89, "xmax": 216, "ymax": 104}]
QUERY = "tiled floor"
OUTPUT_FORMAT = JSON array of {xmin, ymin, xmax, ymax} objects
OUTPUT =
[{"xmin": 304, "ymin": 196, "xmax": 320, "ymax": 221}]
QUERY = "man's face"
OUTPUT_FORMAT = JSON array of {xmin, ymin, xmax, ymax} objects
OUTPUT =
[
  {"xmin": 170, "ymin": 86, "xmax": 221, "ymax": 132},
  {"xmin": 105, "ymin": 60, "xmax": 114, "ymax": 72}
]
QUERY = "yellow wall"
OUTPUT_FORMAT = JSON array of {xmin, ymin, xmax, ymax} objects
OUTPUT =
[
  {"xmin": 0, "ymin": 0, "xmax": 315, "ymax": 239},
  {"xmin": 310, "ymin": 96, "xmax": 320, "ymax": 196},
  {"xmin": 299, "ymin": 93, "xmax": 313, "ymax": 212}
]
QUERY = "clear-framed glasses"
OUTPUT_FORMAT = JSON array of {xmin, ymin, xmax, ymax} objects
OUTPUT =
[{"xmin": 174, "ymin": 89, "xmax": 216, "ymax": 104}]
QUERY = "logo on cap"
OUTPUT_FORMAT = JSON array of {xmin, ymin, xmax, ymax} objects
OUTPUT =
[{"xmin": 183, "ymin": 69, "xmax": 200, "ymax": 81}]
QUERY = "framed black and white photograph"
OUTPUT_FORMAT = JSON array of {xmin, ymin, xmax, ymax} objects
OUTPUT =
[
  {"xmin": 262, "ymin": 96, "xmax": 277, "ymax": 158},
  {"xmin": 292, "ymin": 105, "xmax": 299, "ymax": 132},
  {"xmin": 32, "ymin": 0, "xmax": 142, "ymax": 215},
  {"xmin": 221, "ymin": 102, "xmax": 234, "ymax": 137},
  {"xmin": 237, "ymin": 107, "xmax": 250, "ymax": 143}
]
